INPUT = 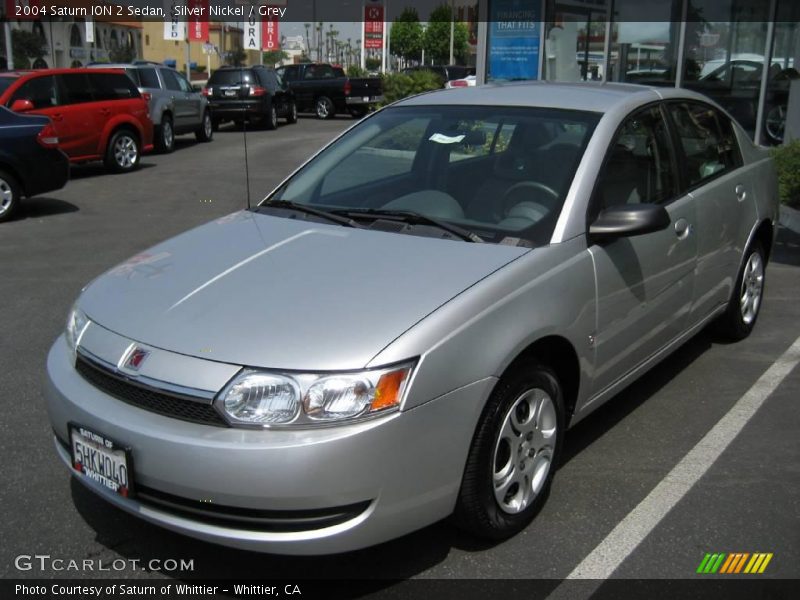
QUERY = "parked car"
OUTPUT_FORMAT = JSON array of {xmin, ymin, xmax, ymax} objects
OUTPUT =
[
  {"xmin": 0, "ymin": 106, "xmax": 69, "ymax": 222},
  {"xmin": 0, "ymin": 68, "xmax": 153, "ymax": 172},
  {"xmin": 403, "ymin": 65, "xmax": 476, "ymax": 87},
  {"xmin": 46, "ymin": 83, "xmax": 778, "ymax": 555},
  {"xmin": 446, "ymin": 75, "xmax": 477, "ymax": 88},
  {"xmin": 275, "ymin": 63, "xmax": 383, "ymax": 119},
  {"xmin": 203, "ymin": 65, "xmax": 296, "ymax": 130},
  {"xmin": 89, "ymin": 62, "xmax": 213, "ymax": 153}
]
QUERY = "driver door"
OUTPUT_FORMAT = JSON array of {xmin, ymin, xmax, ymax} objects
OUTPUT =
[{"xmin": 588, "ymin": 104, "xmax": 697, "ymax": 396}]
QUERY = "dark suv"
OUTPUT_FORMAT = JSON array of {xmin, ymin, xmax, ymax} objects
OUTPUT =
[
  {"xmin": 203, "ymin": 66, "xmax": 296, "ymax": 130},
  {"xmin": 0, "ymin": 68, "xmax": 153, "ymax": 172}
]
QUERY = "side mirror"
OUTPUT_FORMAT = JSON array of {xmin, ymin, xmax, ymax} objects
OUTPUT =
[
  {"xmin": 11, "ymin": 99, "xmax": 34, "ymax": 112},
  {"xmin": 589, "ymin": 204, "xmax": 670, "ymax": 242}
]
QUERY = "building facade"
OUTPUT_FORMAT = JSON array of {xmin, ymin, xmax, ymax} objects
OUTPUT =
[{"xmin": 476, "ymin": 0, "xmax": 800, "ymax": 145}]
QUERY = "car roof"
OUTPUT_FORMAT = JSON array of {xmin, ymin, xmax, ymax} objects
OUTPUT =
[
  {"xmin": 396, "ymin": 80, "xmax": 713, "ymax": 113},
  {"xmin": 0, "ymin": 68, "xmax": 126, "ymax": 77}
]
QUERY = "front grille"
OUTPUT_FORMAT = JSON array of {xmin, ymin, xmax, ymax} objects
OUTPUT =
[
  {"xmin": 75, "ymin": 356, "xmax": 228, "ymax": 427},
  {"xmin": 136, "ymin": 485, "xmax": 371, "ymax": 532}
]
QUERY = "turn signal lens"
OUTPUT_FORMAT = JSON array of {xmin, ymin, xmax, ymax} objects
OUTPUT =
[{"xmin": 372, "ymin": 368, "xmax": 411, "ymax": 411}]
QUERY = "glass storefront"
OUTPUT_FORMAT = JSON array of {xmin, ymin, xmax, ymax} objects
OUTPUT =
[{"xmin": 482, "ymin": 0, "xmax": 800, "ymax": 145}]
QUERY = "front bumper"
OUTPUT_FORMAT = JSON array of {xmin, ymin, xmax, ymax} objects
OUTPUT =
[{"xmin": 45, "ymin": 336, "xmax": 493, "ymax": 554}]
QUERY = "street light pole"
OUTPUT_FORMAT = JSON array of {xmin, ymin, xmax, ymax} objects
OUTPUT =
[{"xmin": 449, "ymin": 0, "xmax": 455, "ymax": 65}]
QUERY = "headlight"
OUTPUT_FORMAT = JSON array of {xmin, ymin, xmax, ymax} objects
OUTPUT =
[
  {"xmin": 215, "ymin": 362, "xmax": 415, "ymax": 428},
  {"xmin": 65, "ymin": 305, "xmax": 89, "ymax": 359}
]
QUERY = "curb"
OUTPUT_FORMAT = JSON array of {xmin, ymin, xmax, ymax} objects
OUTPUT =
[{"xmin": 778, "ymin": 204, "xmax": 800, "ymax": 234}]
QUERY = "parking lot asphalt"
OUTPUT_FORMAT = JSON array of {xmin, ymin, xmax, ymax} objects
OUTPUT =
[{"xmin": 0, "ymin": 117, "xmax": 798, "ymax": 591}]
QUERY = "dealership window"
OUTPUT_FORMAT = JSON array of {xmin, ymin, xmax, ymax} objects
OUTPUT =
[
  {"xmin": 543, "ymin": 0, "xmax": 609, "ymax": 82},
  {"xmin": 760, "ymin": 0, "xmax": 800, "ymax": 145}
]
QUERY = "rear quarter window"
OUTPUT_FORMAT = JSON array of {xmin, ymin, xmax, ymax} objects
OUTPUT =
[
  {"xmin": 89, "ymin": 73, "xmax": 140, "ymax": 101},
  {"xmin": 136, "ymin": 68, "xmax": 160, "ymax": 89}
]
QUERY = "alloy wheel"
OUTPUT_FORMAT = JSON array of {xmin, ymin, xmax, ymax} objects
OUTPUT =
[
  {"xmin": 114, "ymin": 135, "xmax": 138, "ymax": 169},
  {"xmin": 740, "ymin": 251, "xmax": 764, "ymax": 325}
]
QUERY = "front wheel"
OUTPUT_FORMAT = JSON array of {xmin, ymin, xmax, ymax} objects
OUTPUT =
[
  {"xmin": 714, "ymin": 241, "xmax": 766, "ymax": 341},
  {"xmin": 454, "ymin": 363, "xmax": 564, "ymax": 540},
  {"xmin": 0, "ymin": 169, "xmax": 21, "ymax": 223},
  {"xmin": 104, "ymin": 130, "xmax": 140, "ymax": 173},
  {"xmin": 315, "ymin": 96, "xmax": 335, "ymax": 119},
  {"xmin": 195, "ymin": 111, "xmax": 213, "ymax": 142}
]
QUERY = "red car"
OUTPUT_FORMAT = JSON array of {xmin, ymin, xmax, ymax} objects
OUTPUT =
[{"xmin": 0, "ymin": 68, "xmax": 153, "ymax": 172}]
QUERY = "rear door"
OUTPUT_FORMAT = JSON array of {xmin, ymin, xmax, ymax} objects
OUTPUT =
[
  {"xmin": 160, "ymin": 68, "xmax": 198, "ymax": 130},
  {"xmin": 54, "ymin": 73, "xmax": 102, "ymax": 158},
  {"xmin": 87, "ymin": 73, "xmax": 149, "ymax": 147},
  {"xmin": 666, "ymin": 101, "xmax": 751, "ymax": 325},
  {"xmin": 589, "ymin": 104, "xmax": 697, "ymax": 396}
]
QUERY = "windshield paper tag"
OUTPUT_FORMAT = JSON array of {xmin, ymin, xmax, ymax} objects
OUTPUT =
[{"xmin": 429, "ymin": 133, "xmax": 466, "ymax": 144}]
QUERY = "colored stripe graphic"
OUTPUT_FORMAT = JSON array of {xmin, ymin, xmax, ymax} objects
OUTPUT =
[{"xmin": 699, "ymin": 552, "xmax": 773, "ymax": 574}]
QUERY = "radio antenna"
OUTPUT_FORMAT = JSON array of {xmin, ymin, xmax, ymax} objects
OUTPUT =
[{"xmin": 240, "ymin": 62, "xmax": 252, "ymax": 210}]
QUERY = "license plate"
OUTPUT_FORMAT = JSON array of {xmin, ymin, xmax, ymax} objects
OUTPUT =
[
  {"xmin": 362, "ymin": 96, "xmax": 370, "ymax": 102},
  {"xmin": 224, "ymin": 89, "xmax": 237, "ymax": 97},
  {"xmin": 69, "ymin": 424, "xmax": 133, "ymax": 498}
]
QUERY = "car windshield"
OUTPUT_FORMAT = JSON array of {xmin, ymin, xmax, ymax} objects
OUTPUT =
[{"xmin": 268, "ymin": 105, "xmax": 600, "ymax": 245}]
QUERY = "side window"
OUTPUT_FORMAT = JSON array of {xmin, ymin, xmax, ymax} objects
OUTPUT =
[
  {"xmin": 303, "ymin": 65, "xmax": 318, "ymax": 79},
  {"xmin": 137, "ymin": 68, "xmax": 160, "ymax": 89},
  {"xmin": 176, "ymin": 73, "xmax": 193, "ymax": 93},
  {"xmin": 668, "ymin": 102, "xmax": 742, "ymax": 187},
  {"xmin": 159, "ymin": 69, "xmax": 182, "ymax": 92},
  {"xmin": 10, "ymin": 76, "xmax": 59, "ymax": 109},
  {"xmin": 89, "ymin": 74, "xmax": 138, "ymax": 101},
  {"xmin": 124, "ymin": 68, "xmax": 141, "ymax": 87},
  {"xmin": 593, "ymin": 105, "xmax": 677, "ymax": 216},
  {"xmin": 58, "ymin": 74, "xmax": 93, "ymax": 104}
]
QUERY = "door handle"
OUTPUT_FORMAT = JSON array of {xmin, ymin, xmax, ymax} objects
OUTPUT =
[
  {"xmin": 674, "ymin": 218, "xmax": 692, "ymax": 240},
  {"xmin": 735, "ymin": 184, "xmax": 747, "ymax": 202}
]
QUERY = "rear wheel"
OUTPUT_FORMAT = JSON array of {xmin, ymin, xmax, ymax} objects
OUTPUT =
[
  {"xmin": 195, "ymin": 111, "xmax": 213, "ymax": 142},
  {"xmin": 315, "ymin": 96, "xmax": 335, "ymax": 119},
  {"xmin": 0, "ymin": 169, "xmax": 21, "ymax": 223},
  {"xmin": 265, "ymin": 104, "xmax": 278, "ymax": 130},
  {"xmin": 104, "ymin": 129, "xmax": 140, "ymax": 173},
  {"xmin": 714, "ymin": 241, "xmax": 766, "ymax": 341},
  {"xmin": 155, "ymin": 114, "xmax": 174, "ymax": 153},
  {"xmin": 454, "ymin": 362, "xmax": 564, "ymax": 540}
]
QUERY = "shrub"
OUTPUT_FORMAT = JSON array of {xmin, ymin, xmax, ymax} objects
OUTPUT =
[
  {"xmin": 347, "ymin": 65, "xmax": 368, "ymax": 78},
  {"xmin": 381, "ymin": 70, "xmax": 443, "ymax": 105},
  {"xmin": 770, "ymin": 140, "xmax": 800, "ymax": 208}
]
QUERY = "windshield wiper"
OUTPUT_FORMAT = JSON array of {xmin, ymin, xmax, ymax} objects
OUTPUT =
[
  {"xmin": 338, "ymin": 209, "xmax": 483, "ymax": 243},
  {"xmin": 259, "ymin": 200, "xmax": 364, "ymax": 229}
]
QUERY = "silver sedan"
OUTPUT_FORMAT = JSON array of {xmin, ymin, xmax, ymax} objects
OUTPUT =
[{"xmin": 45, "ymin": 82, "xmax": 778, "ymax": 554}]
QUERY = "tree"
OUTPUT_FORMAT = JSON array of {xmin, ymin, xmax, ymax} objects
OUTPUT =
[
  {"xmin": 12, "ymin": 29, "xmax": 47, "ymax": 70},
  {"xmin": 423, "ymin": 4, "xmax": 468, "ymax": 64},
  {"xmin": 109, "ymin": 44, "xmax": 136, "ymax": 63},
  {"xmin": 228, "ymin": 47, "xmax": 247, "ymax": 67},
  {"xmin": 391, "ymin": 7, "xmax": 423, "ymax": 63},
  {"xmin": 262, "ymin": 49, "xmax": 289, "ymax": 67}
]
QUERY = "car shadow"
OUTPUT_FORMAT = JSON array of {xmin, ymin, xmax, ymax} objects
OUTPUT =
[
  {"xmin": 70, "ymin": 478, "xmax": 491, "ymax": 589},
  {"xmin": 10, "ymin": 196, "xmax": 79, "ymax": 220},
  {"xmin": 69, "ymin": 162, "xmax": 157, "ymax": 180},
  {"xmin": 772, "ymin": 225, "xmax": 800, "ymax": 267}
]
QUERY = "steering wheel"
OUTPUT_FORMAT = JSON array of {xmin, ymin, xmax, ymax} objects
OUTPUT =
[{"xmin": 501, "ymin": 181, "xmax": 559, "ymax": 218}]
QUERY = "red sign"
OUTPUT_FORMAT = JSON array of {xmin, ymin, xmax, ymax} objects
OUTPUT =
[
  {"xmin": 364, "ymin": 3, "xmax": 384, "ymax": 50},
  {"xmin": 262, "ymin": 18, "xmax": 280, "ymax": 51},
  {"xmin": 6, "ymin": 0, "xmax": 42, "ymax": 21},
  {"xmin": 187, "ymin": 0, "xmax": 209, "ymax": 42}
]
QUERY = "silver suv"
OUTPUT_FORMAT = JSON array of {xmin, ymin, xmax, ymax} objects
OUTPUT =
[{"xmin": 90, "ymin": 62, "xmax": 213, "ymax": 152}]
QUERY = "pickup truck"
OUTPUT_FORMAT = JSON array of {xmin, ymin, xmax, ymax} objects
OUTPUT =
[{"xmin": 275, "ymin": 63, "xmax": 383, "ymax": 119}]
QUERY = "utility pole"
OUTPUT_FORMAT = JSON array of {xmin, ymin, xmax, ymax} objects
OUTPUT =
[
  {"xmin": 3, "ymin": 20, "xmax": 13, "ymax": 70},
  {"xmin": 449, "ymin": 0, "xmax": 455, "ymax": 65}
]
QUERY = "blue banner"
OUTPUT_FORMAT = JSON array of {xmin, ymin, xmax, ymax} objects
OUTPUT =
[{"xmin": 488, "ymin": 0, "xmax": 541, "ymax": 81}]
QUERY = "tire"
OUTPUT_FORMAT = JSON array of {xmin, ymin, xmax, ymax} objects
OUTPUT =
[
  {"xmin": 286, "ymin": 101, "xmax": 298, "ymax": 124},
  {"xmin": 714, "ymin": 241, "xmax": 766, "ymax": 341},
  {"xmin": 0, "ymin": 169, "xmax": 21, "ymax": 223},
  {"xmin": 265, "ymin": 103, "xmax": 278, "ymax": 130},
  {"xmin": 104, "ymin": 129, "xmax": 141, "ymax": 173},
  {"xmin": 315, "ymin": 96, "xmax": 335, "ymax": 120},
  {"xmin": 349, "ymin": 106, "xmax": 368, "ymax": 119},
  {"xmin": 195, "ymin": 111, "xmax": 213, "ymax": 142},
  {"xmin": 454, "ymin": 362, "xmax": 564, "ymax": 540},
  {"xmin": 155, "ymin": 114, "xmax": 174, "ymax": 153},
  {"xmin": 764, "ymin": 105, "xmax": 786, "ymax": 144}
]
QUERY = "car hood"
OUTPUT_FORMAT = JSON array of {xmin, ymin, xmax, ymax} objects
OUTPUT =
[{"xmin": 79, "ymin": 211, "xmax": 528, "ymax": 370}]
